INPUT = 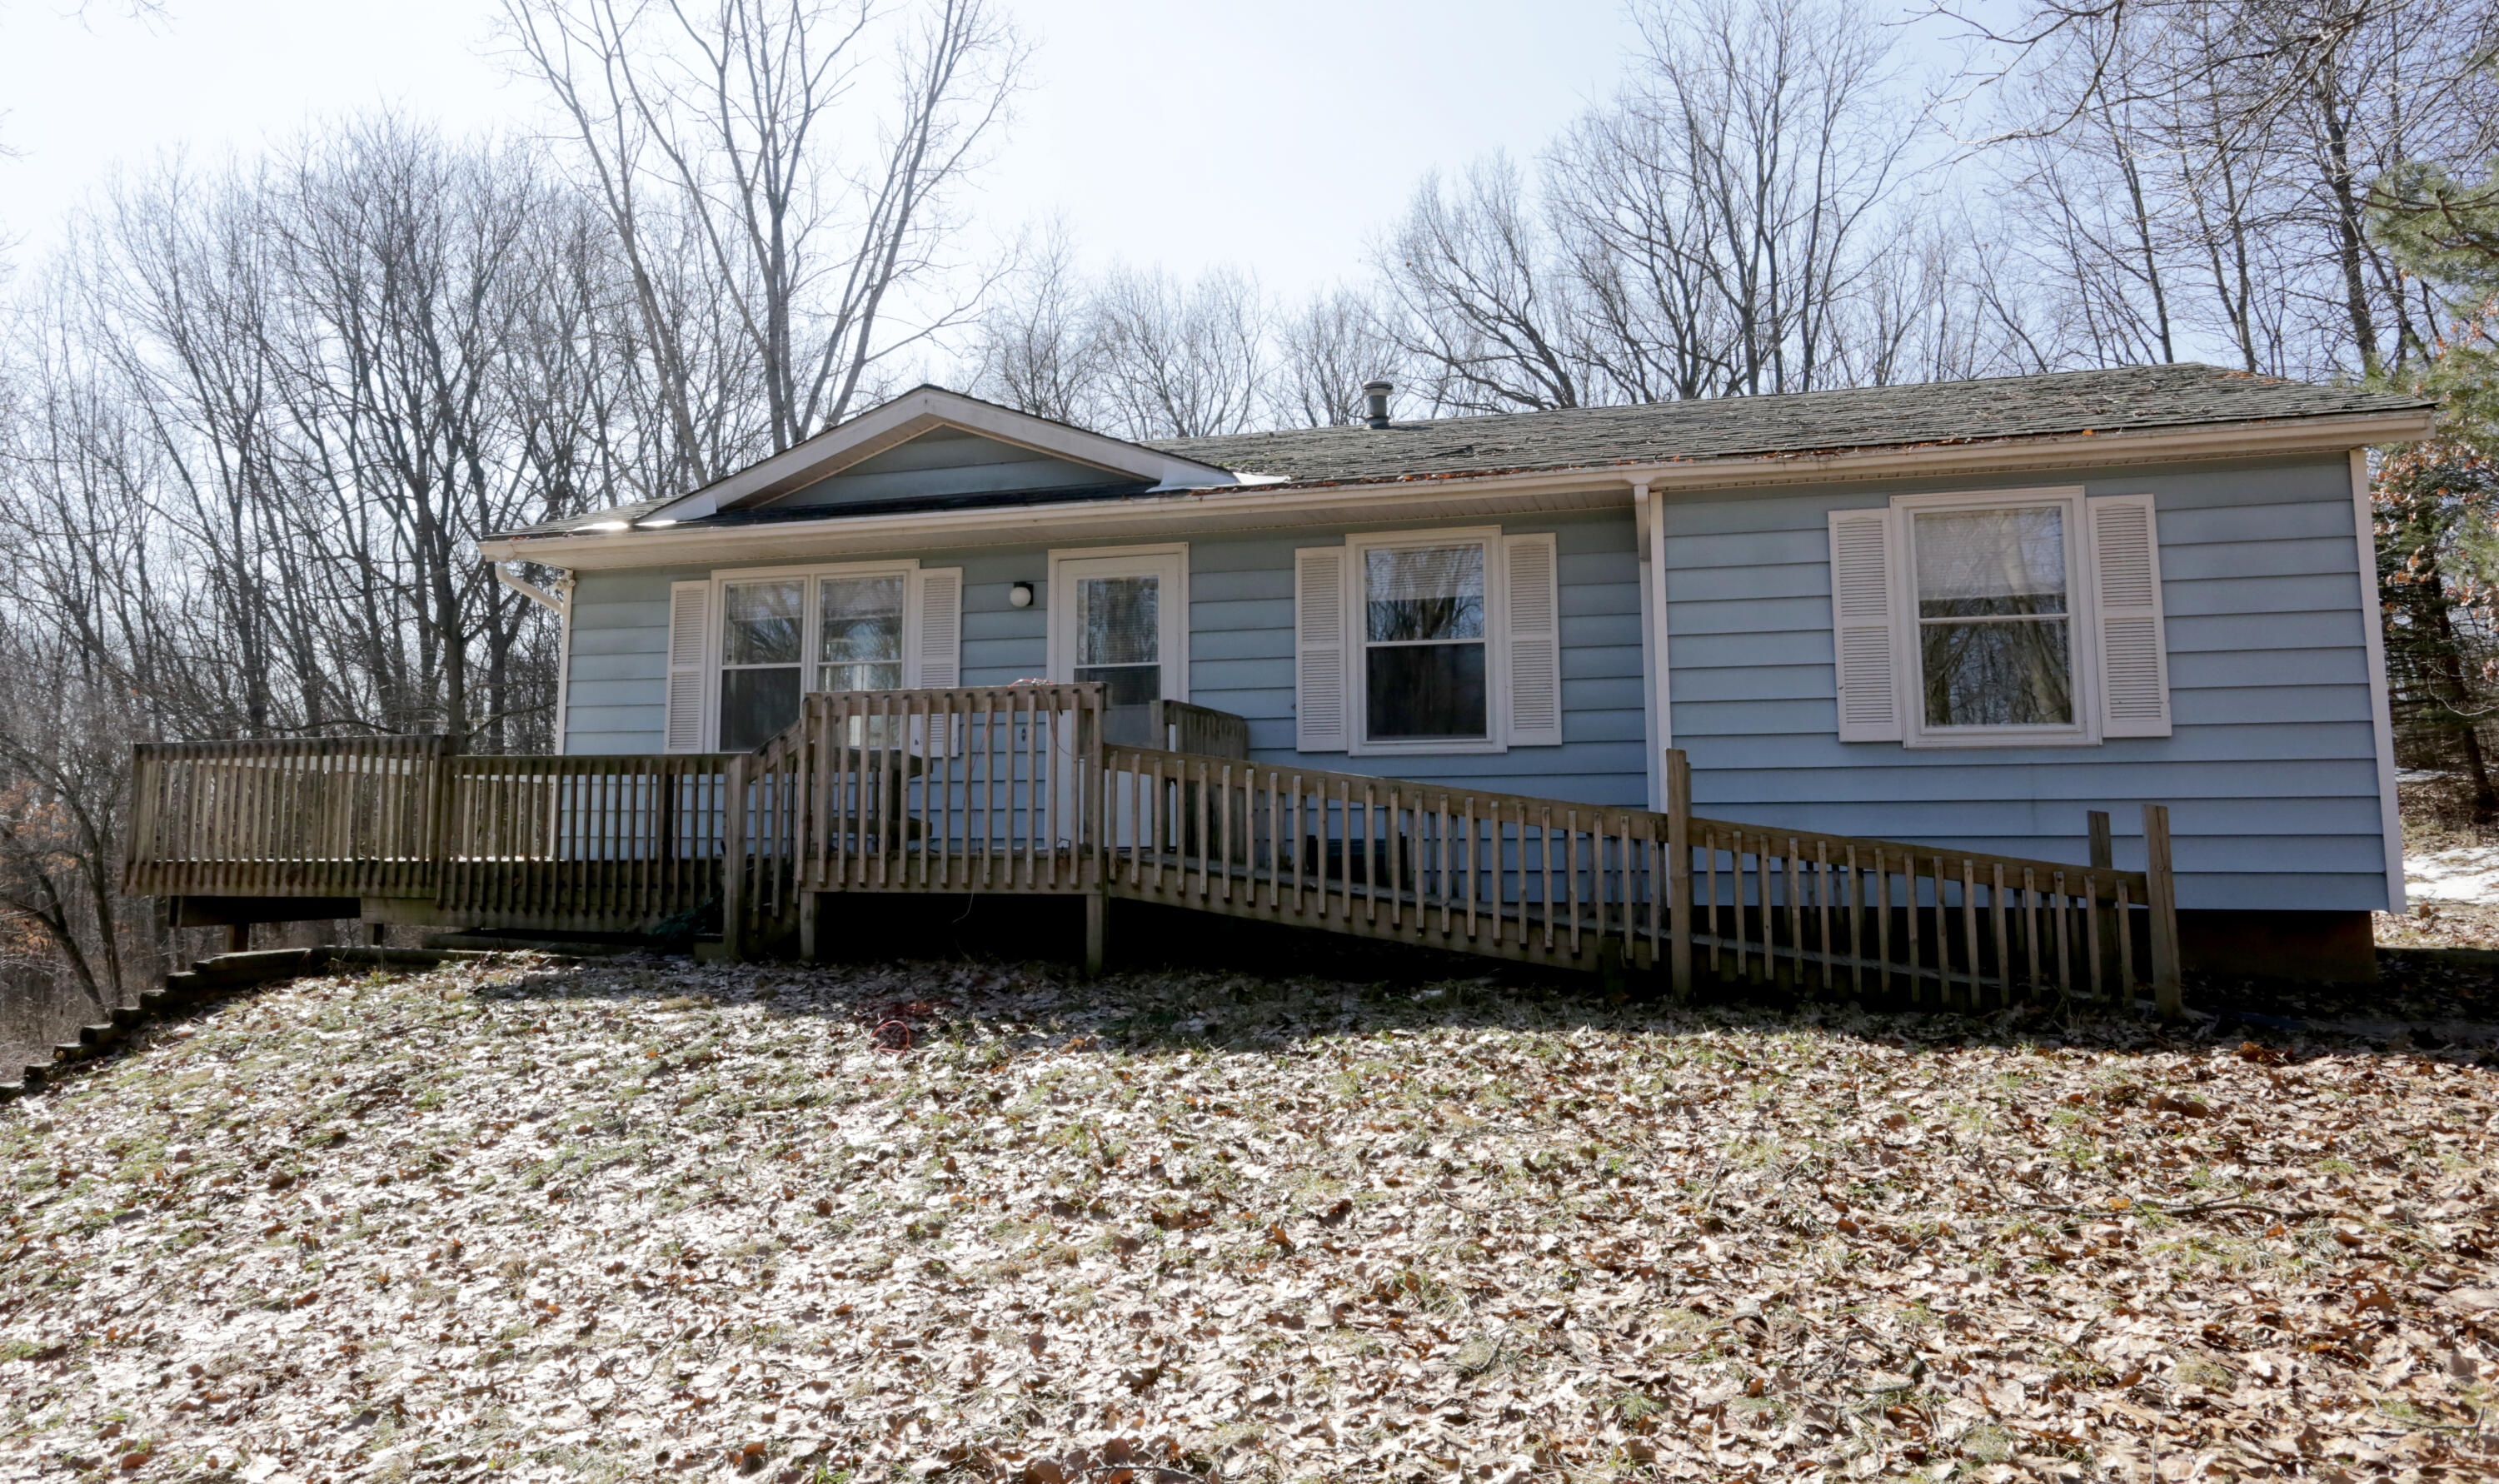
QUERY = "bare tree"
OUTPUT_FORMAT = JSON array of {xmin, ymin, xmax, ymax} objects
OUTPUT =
[
  {"xmin": 1087, "ymin": 264, "xmax": 1267, "ymax": 440},
  {"xmin": 971, "ymin": 220, "xmax": 1101, "ymax": 423},
  {"xmin": 496, "ymin": 0, "xmax": 1025, "ymax": 483},
  {"xmin": 1955, "ymin": 0, "xmax": 2499, "ymax": 380},
  {"xmin": 1376, "ymin": 156, "xmax": 1590, "ymax": 412},
  {"xmin": 1268, "ymin": 286, "xmax": 1404, "ymax": 427}
]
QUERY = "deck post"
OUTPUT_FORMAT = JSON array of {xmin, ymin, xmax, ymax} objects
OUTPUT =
[
  {"xmin": 2142, "ymin": 803, "xmax": 2183, "ymax": 1019},
  {"xmin": 425, "ymin": 735, "xmax": 459, "ymax": 909},
  {"xmin": 1665, "ymin": 748, "xmax": 1693, "ymax": 1002},
  {"xmin": 722, "ymin": 754, "xmax": 750, "ymax": 961},
  {"xmin": 798, "ymin": 890, "xmax": 821, "ymax": 962},
  {"xmin": 1084, "ymin": 892, "xmax": 1106, "ymax": 976},
  {"xmin": 227, "ymin": 923, "xmax": 250, "ymax": 954},
  {"xmin": 2087, "ymin": 809, "xmax": 2114, "ymax": 1000}
]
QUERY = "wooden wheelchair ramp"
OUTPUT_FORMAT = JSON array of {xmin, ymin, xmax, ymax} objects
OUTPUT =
[{"xmin": 126, "ymin": 685, "xmax": 2182, "ymax": 1014}]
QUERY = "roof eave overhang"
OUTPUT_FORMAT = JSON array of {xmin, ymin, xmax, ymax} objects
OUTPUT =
[{"xmin": 486, "ymin": 409, "xmax": 2437, "ymax": 570}]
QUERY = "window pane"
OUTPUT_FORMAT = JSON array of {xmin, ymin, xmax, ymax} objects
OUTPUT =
[
  {"xmin": 1078, "ymin": 662, "xmax": 1163, "ymax": 746},
  {"xmin": 1922, "ymin": 619, "xmax": 2073, "ymax": 727},
  {"xmin": 819, "ymin": 575, "xmax": 905, "ymax": 674},
  {"xmin": 819, "ymin": 662, "xmax": 904, "ymax": 693},
  {"xmin": 1913, "ymin": 508, "xmax": 2068, "ymax": 618},
  {"xmin": 1075, "ymin": 663, "xmax": 1163, "ymax": 710},
  {"xmin": 723, "ymin": 580, "xmax": 804, "ymax": 665},
  {"xmin": 1367, "ymin": 643, "xmax": 1487, "ymax": 739},
  {"xmin": 1080, "ymin": 576, "xmax": 1159, "ymax": 667},
  {"xmin": 720, "ymin": 666, "xmax": 801, "ymax": 750},
  {"xmin": 1367, "ymin": 545, "xmax": 1484, "ymax": 642}
]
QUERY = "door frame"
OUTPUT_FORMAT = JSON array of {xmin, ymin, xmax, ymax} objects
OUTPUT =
[{"xmin": 1045, "ymin": 544, "xmax": 1190, "ymax": 702}]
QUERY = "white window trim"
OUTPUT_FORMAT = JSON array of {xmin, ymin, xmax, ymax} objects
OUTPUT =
[
  {"xmin": 701, "ymin": 558, "xmax": 924, "ymax": 751},
  {"xmin": 1045, "ymin": 544, "xmax": 1190, "ymax": 703},
  {"xmin": 1344, "ymin": 525, "xmax": 1510, "ymax": 758},
  {"xmin": 1890, "ymin": 486, "xmax": 2100, "ymax": 750}
]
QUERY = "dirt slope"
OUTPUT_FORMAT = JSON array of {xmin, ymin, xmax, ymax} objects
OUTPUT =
[{"xmin": 3, "ymin": 956, "xmax": 2496, "ymax": 1482}]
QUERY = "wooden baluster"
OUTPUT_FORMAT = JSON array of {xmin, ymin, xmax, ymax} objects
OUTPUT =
[
  {"xmin": 1813, "ymin": 839, "xmax": 1833, "ymax": 992},
  {"xmin": 2081, "ymin": 875, "xmax": 2105, "ymax": 1003},
  {"xmin": 1296, "ymin": 774, "xmax": 1316, "ymax": 915},
  {"xmin": 1991, "ymin": 862, "xmax": 2012, "ymax": 1006},
  {"xmin": 2116, "ymin": 879, "xmax": 2137, "ymax": 1004},
  {"xmin": 1460, "ymin": 798, "xmax": 1479, "ymax": 942},
  {"xmin": 1779, "ymin": 839, "xmax": 1801, "ymax": 989},
  {"xmin": 2022, "ymin": 867, "xmax": 2042, "ymax": 998},
  {"xmin": 1358, "ymin": 780, "xmax": 1374, "ymax": 922},
  {"xmin": 1564, "ymin": 809, "xmax": 1583, "ymax": 960},
  {"xmin": 1222, "ymin": 762, "xmax": 1240, "ymax": 904},
  {"xmin": 1386, "ymin": 784, "xmax": 1405, "ymax": 932},
  {"xmin": 1201, "ymin": 761, "xmax": 1218, "ymax": 904},
  {"xmin": 1899, "ymin": 856, "xmax": 1923, "ymax": 1004}
]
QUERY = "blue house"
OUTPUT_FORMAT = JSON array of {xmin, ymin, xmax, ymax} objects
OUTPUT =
[{"xmin": 459, "ymin": 366, "xmax": 2427, "ymax": 981}]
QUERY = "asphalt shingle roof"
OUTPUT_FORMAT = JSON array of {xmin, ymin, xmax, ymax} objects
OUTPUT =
[
  {"xmin": 493, "ymin": 365, "xmax": 2431, "ymax": 540},
  {"xmin": 1149, "ymin": 363, "xmax": 2432, "ymax": 484}
]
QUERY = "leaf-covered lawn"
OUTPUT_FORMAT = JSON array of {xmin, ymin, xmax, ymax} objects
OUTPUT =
[{"xmin": 3, "ymin": 955, "xmax": 2497, "ymax": 1483}]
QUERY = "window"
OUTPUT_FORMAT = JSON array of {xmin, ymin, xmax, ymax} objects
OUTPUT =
[
  {"xmin": 1909, "ymin": 505, "xmax": 2073, "ymax": 730},
  {"xmin": 1825, "ymin": 488, "xmax": 2172, "ymax": 748},
  {"xmin": 1075, "ymin": 575, "xmax": 1160, "ymax": 710},
  {"xmin": 1363, "ymin": 542, "xmax": 1489, "ymax": 741},
  {"xmin": 720, "ymin": 578, "xmax": 805, "ymax": 751},
  {"xmin": 1295, "ymin": 526, "xmax": 1555, "ymax": 756},
  {"xmin": 666, "ymin": 561, "xmax": 956, "ymax": 753},
  {"xmin": 818, "ymin": 574, "xmax": 905, "ymax": 694}
]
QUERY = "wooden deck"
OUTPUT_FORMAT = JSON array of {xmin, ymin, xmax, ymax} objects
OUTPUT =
[{"xmin": 126, "ymin": 685, "xmax": 2182, "ymax": 1013}]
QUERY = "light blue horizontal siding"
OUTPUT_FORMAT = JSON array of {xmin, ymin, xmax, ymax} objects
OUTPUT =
[
  {"xmin": 1663, "ymin": 453, "xmax": 2389, "ymax": 911},
  {"xmin": 561, "ymin": 513, "xmax": 1649, "ymax": 807},
  {"xmin": 1190, "ymin": 513, "xmax": 1649, "ymax": 805}
]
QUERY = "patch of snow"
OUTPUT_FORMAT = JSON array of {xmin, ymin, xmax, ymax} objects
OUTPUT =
[{"xmin": 2407, "ymin": 844, "xmax": 2499, "ymax": 904}]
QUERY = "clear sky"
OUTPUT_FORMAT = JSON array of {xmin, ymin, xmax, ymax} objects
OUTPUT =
[{"xmin": 0, "ymin": 0, "xmax": 1649, "ymax": 299}]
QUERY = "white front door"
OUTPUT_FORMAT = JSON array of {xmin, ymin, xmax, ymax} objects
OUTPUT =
[{"xmin": 1050, "ymin": 547, "xmax": 1188, "ymax": 747}]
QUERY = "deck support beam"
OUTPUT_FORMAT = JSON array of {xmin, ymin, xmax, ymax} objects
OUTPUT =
[{"xmin": 1084, "ymin": 893, "xmax": 1106, "ymax": 976}]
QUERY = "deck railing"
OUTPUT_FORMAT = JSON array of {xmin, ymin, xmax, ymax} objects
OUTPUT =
[
  {"xmin": 1095, "ymin": 746, "xmax": 2181, "ymax": 1013},
  {"xmin": 122, "ymin": 688, "xmax": 2183, "ymax": 1012},
  {"xmin": 125, "ymin": 737, "xmax": 452, "ymax": 899},
  {"xmin": 437, "ymin": 754, "xmax": 736, "ymax": 929}
]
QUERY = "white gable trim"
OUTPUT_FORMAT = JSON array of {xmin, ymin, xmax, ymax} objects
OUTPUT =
[{"xmin": 643, "ymin": 387, "xmax": 1243, "ymax": 525}]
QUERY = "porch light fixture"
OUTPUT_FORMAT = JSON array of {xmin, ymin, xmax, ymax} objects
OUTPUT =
[{"xmin": 1008, "ymin": 581, "xmax": 1035, "ymax": 609}]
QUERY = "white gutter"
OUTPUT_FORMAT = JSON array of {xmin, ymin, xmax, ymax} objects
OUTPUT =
[
  {"xmin": 496, "ymin": 563, "xmax": 570, "ymax": 615},
  {"xmin": 483, "ymin": 410, "xmax": 2439, "ymax": 570}
]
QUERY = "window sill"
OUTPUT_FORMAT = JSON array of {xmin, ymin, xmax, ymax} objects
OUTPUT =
[
  {"xmin": 1348, "ymin": 737, "xmax": 1509, "ymax": 759},
  {"xmin": 1900, "ymin": 728, "xmax": 2097, "ymax": 750}
]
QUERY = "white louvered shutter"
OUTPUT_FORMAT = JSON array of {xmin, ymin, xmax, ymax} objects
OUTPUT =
[
  {"xmin": 913, "ymin": 567, "xmax": 964, "ymax": 689},
  {"xmin": 2087, "ymin": 494, "xmax": 2172, "ymax": 738},
  {"xmin": 1503, "ymin": 532, "xmax": 1564, "ymax": 746},
  {"xmin": 665, "ymin": 580, "xmax": 711, "ymax": 753},
  {"xmin": 1294, "ymin": 546, "xmax": 1349, "ymax": 752},
  {"xmin": 1827, "ymin": 509, "xmax": 1903, "ymax": 742}
]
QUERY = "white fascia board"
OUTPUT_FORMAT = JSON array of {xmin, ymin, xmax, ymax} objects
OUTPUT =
[
  {"xmin": 639, "ymin": 388, "xmax": 1240, "ymax": 525},
  {"xmin": 491, "ymin": 410, "xmax": 2439, "ymax": 568}
]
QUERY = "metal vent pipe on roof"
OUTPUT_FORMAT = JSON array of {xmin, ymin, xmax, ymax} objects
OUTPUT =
[{"xmin": 1363, "ymin": 380, "xmax": 1394, "ymax": 430}]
